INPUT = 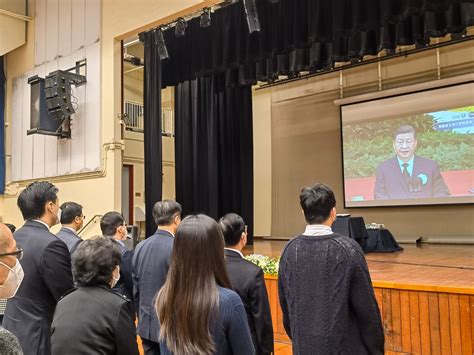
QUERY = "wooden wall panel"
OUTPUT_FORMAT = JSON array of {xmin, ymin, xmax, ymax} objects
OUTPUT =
[
  {"xmin": 419, "ymin": 292, "xmax": 431, "ymax": 354},
  {"xmin": 428, "ymin": 293, "xmax": 441, "ymax": 355},
  {"xmin": 10, "ymin": 76, "xmax": 23, "ymax": 181},
  {"xmin": 44, "ymin": 61, "xmax": 59, "ymax": 177},
  {"xmin": 32, "ymin": 65, "xmax": 46, "ymax": 178},
  {"xmin": 35, "ymin": 0, "xmax": 47, "ymax": 66},
  {"xmin": 399, "ymin": 291, "xmax": 411, "ymax": 353},
  {"xmin": 85, "ymin": 0, "xmax": 101, "ymax": 46},
  {"xmin": 459, "ymin": 295, "xmax": 472, "ymax": 355},
  {"xmin": 84, "ymin": 42, "xmax": 102, "ymax": 171},
  {"xmin": 449, "ymin": 294, "xmax": 462, "ymax": 354},
  {"xmin": 45, "ymin": 0, "xmax": 59, "ymax": 62},
  {"xmin": 20, "ymin": 73, "xmax": 33, "ymax": 180},
  {"xmin": 71, "ymin": 0, "xmax": 86, "ymax": 52},
  {"xmin": 263, "ymin": 276, "xmax": 474, "ymax": 353},
  {"xmin": 58, "ymin": 0, "xmax": 72, "ymax": 57}
]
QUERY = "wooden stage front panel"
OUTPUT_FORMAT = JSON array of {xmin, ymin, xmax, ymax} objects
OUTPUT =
[{"xmin": 249, "ymin": 241, "xmax": 474, "ymax": 354}]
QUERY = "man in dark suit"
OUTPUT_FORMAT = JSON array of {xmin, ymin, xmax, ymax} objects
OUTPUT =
[
  {"xmin": 219, "ymin": 213, "xmax": 274, "ymax": 355},
  {"xmin": 100, "ymin": 212, "xmax": 134, "ymax": 304},
  {"xmin": 132, "ymin": 200, "xmax": 182, "ymax": 355},
  {"xmin": 3, "ymin": 181, "xmax": 74, "ymax": 355},
  {"xmin": 374, "ymin": 124, "xmax": 450, "ymax": 200},
  {"xmin": 56, "ymin": 201, "xmax": 84, "ymax": 254}
]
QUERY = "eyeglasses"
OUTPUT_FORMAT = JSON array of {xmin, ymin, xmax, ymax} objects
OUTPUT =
[{"xmin": 0, "ymin": 248, "xmax": 24, "ymax": 261}]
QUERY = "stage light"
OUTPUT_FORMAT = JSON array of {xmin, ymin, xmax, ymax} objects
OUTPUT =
[
  {"xmin": 175, "ymin": 18, "xmax": 187, "ymax": 38},
  {"xmin": 243, "ymin": 0, "xmax": 261, "ymax": 33},
  {"xmin": 200, "ymin": 8, "xmax": 211, "ymax": 28},
  {"xmin": 152, "ymin": 28, "xmax": 169, "ymax": 61}
]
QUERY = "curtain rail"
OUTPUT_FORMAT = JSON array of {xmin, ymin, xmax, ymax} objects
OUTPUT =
[{"xmin": 256, "ymin": 35, "xmax": 474, "ymax": 90}]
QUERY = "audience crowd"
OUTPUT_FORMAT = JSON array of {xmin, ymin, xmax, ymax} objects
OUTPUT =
[{"xmin": 0, "ymin": 181, "xmax": 383, "ymax": 355}]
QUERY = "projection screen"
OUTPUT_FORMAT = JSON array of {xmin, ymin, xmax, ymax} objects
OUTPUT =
[{"xmin": 341, "ymin": 82, "xmax": 474, "ymax": 207}]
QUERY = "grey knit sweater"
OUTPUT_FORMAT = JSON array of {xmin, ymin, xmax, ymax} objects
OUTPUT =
[{"xmin": 278, "ymin": 233, "xmax": 384, "ymax": 355}]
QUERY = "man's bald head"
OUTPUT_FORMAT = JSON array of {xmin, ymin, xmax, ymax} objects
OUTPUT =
[{"xmin": 0, "ymin": 223, "xmax": 15, "ymax": 254}]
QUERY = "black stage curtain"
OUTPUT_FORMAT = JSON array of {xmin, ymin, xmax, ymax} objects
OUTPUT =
[
  {"xmin": 175, "ymin": 75, "xmax": 254, "ymax": 243},
  {"xmin": 161, "ymin": 0, "xmax": 474, "ymax": 87},
  {"xmin": 140, "ymin": 31, "xmax": 163, "ymax": 238}
]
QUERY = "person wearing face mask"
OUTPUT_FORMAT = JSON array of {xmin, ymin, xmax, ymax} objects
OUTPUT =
[
  {"xmin": 51, "ymin": 237, "xmax": 138, "ymax": 355},
  {"xmin": 3, "ymin": 182, "xmax": 74, "ymax": 355},
  {"xmin": 0, "ymin": 223, "xmax": 17, "ymax": 325},
  {"xmin": 100, "ymin": 212, "xmax": 134, "ymax": 311},
  {"xmin": 0, "ymin": 223, "xmax": 24, "ymax": 355}
]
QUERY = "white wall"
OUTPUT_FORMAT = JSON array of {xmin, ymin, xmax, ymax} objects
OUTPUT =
[{"xmin": 9, "ymin": 0, "xmax": 102, "ymax": 181}]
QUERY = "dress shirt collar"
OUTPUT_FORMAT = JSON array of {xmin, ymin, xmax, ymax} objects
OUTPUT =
[
  {"xmin": 157, "ymin": 229, "xmax": 175, "ymax": 238},
  {"xmin": 303, "ymin": 224, "xmax": 333, "ymax": 236},
  {"xmin": 397, "ymin": 156, "xmax": 414, "ymax": 176},
  {"xmin": 224, "ymin": 247, "xmax": 244, "ymax": 258},
  {"xmin": 63, "ymin": 226, "xmax": 78, "ymax": 235},
  {"xmin": 115, "ymin": 239, "xmax": 125, "ymax": 248},
  {"xmin": 32, "ymin": 219, "xmax": 50, "ymax": 230}
]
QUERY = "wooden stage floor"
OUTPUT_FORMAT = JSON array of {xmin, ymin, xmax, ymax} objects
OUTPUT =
[{"xmin": 244, "ymin": 240, "xmax": 474, "ymax": 291}]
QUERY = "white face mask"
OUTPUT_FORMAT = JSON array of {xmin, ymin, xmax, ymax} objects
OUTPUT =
[
  {"xmin": 0, "ymin": 259, "xmax": 25, "ymax": 298},
  {"xmin": 111, "ymin": 266, "xmax": 120, "ymax": 288}
]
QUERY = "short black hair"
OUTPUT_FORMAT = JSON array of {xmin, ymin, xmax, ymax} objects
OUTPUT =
[
  {"xmin": 152, "ymin": 200, "xmax": 182, "ymax": 226},
  {"xmin": 100, "ymin": 212, "xmax": 124, "ymax": 236},
  {"xmin": 72, "ymin": 237, "xmax": 121, "ymax": 287},
  {"xmin": 17, "ymin": 181, "xmax": 59, "ymax": 221},
  {"xmin": 218, "ymin": 213, "xmax": 245, "ymax": 247},
  {"xmin": 393, "ymin": 125, "xmax": 417, "ymax": 140},
  {"xmin": 60, "ymin": 202, "xmax": 83, "ymax": 224},
  {"xmin": 300, "ymin": 183, "xmax": 336, "ymax": 224}
]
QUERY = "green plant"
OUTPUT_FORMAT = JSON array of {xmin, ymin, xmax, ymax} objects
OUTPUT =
[{"xmin": 244, "ymin": 254, "xmax": 280, "ymax": 276}]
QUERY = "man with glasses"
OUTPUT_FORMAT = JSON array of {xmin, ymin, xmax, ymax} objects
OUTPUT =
[
  {"xmin": 57, "ymin": 202, "xmax": 85, "ymax": 255},
  {"xmin": 0, "ymin": 222, "xmax": 23, "ymax": 354},
  {"xmin": 3, "ymin": 181, "xmax": 74, "ymax": 355},
  {"xmin": 100, "ymin": 212, "xmax": 134, "ymax": 307}
]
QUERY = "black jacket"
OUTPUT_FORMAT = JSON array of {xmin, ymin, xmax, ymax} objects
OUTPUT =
[
  {"xmin": 3, "ymin": 220, "xmax": 74, "ymax": 355},
  {"xmin": 224, "ymin": 249, "xmax": 274, "ymax": 355},
  {"xmin": 51, "ymin": 285, "xmax": 139, "ymax": 355},
  {"xmin": 132, "ymin": 229, "xmax": 174, "ymax": 342}
]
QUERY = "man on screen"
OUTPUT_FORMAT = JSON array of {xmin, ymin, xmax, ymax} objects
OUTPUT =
[{"xmin": 374, "ymin": 124, "xmax": 450, "ymax": 200}]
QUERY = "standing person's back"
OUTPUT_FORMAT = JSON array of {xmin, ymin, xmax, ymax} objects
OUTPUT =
[
  {"xmin": 132, "ymin": 200, "xmax": 182, "ymax": 355},
  {"xmin": 3, "ymin": 182, "xmax": 74, "ymax": 355},
  {"xmin": 219, "ymin": 213, "xmax": 273, "ymax": 355},
  {"xmin": 278, "ymin": 183, "xmax": 384, "ymax": 355}
]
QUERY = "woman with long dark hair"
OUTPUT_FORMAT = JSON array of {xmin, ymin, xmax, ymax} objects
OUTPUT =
[{"xmin": 155, "ymin": 214, "xmax": 255, "ymax": 355}]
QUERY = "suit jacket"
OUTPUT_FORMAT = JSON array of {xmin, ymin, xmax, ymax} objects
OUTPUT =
[
  {"xmin": 374, "ymin": 156, "xmax": 450, "ymax": 200},
  {"xmin": 56, "ymin": 227, "xmax": 82, "ymax": 254},
  {"xmin": 3, "ymin": 220, "xmax": 74, "ymax": 355},
  {"xmin": 51, "ymin": 285, "xmax": 139, "ymax": 355},
  {"xmin": 224, "ymin": 249, "xmax": 274, "ymax": 355},
  {"xmin": 132, "ymin": 230, "xmax": 174, "ymax": 342},
  {"xmin": 113, "ymin": 243, "xmax": 134, "ymax": 309}
]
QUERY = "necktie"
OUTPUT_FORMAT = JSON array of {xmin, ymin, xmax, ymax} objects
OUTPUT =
[{"xmin": 402, "ymin": 163, "xmax": 410, "ymax": 180}]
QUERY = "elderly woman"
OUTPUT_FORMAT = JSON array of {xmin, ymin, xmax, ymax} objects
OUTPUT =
[{"xmin": 51, "ymin": 237, "xmax": 138, "ymax": 355}]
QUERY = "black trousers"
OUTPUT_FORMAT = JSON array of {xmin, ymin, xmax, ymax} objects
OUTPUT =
[{"xmin": 141, "ymin": 338, "xmax": 160, "ymax": 355}]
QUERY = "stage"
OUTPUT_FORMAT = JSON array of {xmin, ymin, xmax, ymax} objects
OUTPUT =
[{"xmin": 244, "ymin": 240, "xmax": 474, "ymax": 355}]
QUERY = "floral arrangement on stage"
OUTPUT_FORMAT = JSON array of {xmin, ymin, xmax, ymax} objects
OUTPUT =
[{"xmin": 244, "ymin": 254, "xmax": 280, "ymax": 276}]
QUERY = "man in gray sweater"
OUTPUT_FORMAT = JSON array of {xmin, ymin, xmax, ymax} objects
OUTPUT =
[{"xmin": 278, "ymin": 183, "xmax": 384, "ymax": 354}]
